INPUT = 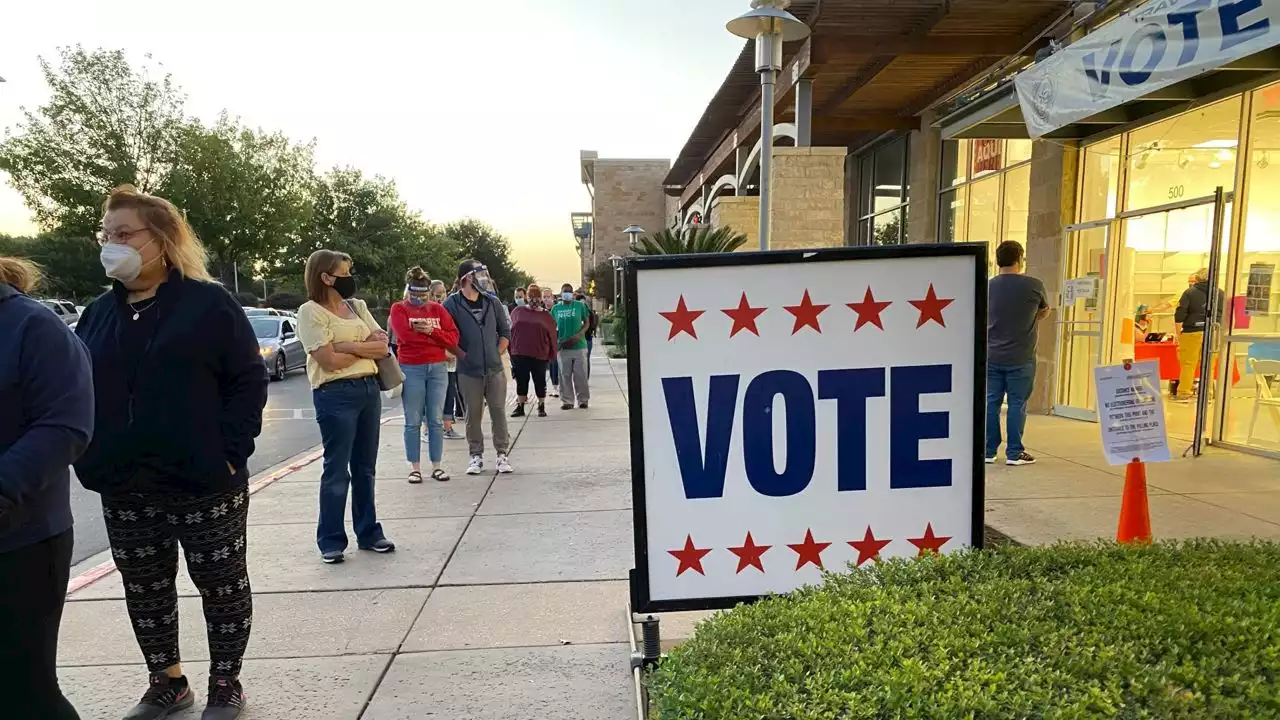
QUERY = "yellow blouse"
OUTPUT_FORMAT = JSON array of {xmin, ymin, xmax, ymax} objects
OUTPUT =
[{"xmin": 296, "ymin": 299, "xmax": 382, "ymax": 389}]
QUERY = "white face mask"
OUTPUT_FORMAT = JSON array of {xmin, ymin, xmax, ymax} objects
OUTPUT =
[
  {"xmin": 562, "ymin": 292, "xmax": 574, "ymax": 302},
  {"xmin": 100, "ymin": 240, "xmax": 158, "ymax": 282}
]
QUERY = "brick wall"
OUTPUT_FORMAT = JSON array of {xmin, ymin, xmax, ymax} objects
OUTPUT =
[
  {"xmin": 711, "ymin": 196, "xmax": 760, "ymax": 251},
  {"xmin": 587, "ymin": 158, "xmax": 671, "ymax": 284},
  {"xmin": 769, "ymin": 147, "xmax": 846, "ymax": 250}
]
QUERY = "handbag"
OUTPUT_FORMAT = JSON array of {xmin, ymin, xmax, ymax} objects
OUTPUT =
[{"xmin": 346, "ymin": 300, "xmax": 405, "ymax": 391}]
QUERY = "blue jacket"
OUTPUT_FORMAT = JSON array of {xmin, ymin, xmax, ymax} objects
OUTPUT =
[
  {"xmin": 74, "ymin": 271, "xmax": 268, "ymax": 496},
  {"xmin": 0, "ymin": 283, "xmax": 94, "ymax": 553},
  {"xmin": 442, "ymin": 291, "xmax": 510, "ymax": 377}
]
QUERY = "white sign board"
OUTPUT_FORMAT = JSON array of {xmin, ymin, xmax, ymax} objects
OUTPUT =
[
  {"xmin": 1094, "ymin": 360, "xmax": 1172, "ymax": 466},
  {"xmin": 1015, "ymin": 0, "xmax": 1280, "ymax": 137},
  {"xmin": 1063, "ymin": 277, "xmax": 1100, "ymax": 306},
  {"xmin": 626, "ymin": 246, "xmax": 985, "ymax": 612}
]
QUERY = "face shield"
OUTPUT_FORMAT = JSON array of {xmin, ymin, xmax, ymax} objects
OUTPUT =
[{"xmin": 464, "ymin": 265, "xmax": 496, "ymax": 295}]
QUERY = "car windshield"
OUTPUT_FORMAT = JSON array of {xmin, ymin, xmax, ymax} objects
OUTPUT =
[{"xmin": 250, "ymin": 318, "xmax": 280, "ymax": 339}]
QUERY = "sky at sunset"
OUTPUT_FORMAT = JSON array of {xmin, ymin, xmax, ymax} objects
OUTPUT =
[{"xmin": 0, "ymin": 0, "xmax": 752, "ymax": 285}]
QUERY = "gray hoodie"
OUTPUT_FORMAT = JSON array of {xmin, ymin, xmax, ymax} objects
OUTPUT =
[{"xmin": 442, "ymin": 291, "xmax": 511, "ymax": 377}]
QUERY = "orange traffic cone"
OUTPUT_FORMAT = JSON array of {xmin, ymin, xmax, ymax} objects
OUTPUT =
[{"xmin": 1117, "ymin": 459, "xmax": 1153, "ymax": 544}]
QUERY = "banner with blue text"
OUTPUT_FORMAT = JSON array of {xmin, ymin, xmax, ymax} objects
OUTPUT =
[
  {"xmin": 627, "ymin": 246, "xmax": 984, "ymax": 612},
  {"xmin": 1016, "ymin": 0, "xmax": 1280, "ymax": 138}
]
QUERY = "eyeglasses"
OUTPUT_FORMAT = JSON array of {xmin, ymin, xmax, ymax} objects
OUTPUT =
[{"xmin": 97, "ymin": 227, "xmax": 149, "ymax": 246}]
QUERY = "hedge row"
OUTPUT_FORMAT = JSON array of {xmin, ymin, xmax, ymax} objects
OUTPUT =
[{"xmin": 649, "ymin": 540, "xmax": 1280, "ymax": 719}]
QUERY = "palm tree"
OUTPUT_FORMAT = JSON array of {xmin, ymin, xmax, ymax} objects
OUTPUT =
[{"xmin": 633, "ymin": 225, "xmax": 749, "ymax": 256}]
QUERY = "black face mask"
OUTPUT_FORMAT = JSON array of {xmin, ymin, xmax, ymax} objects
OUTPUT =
[{"xmin": 331, "ymin": 275, "xmax": 357, "ymax": 300}]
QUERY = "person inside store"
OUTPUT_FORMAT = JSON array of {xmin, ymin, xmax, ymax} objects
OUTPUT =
[
  {"xmin": 0, "ymin": 256, "xmax": 92, "ymax": 720},
  {"xmin": 74, "ymin": 185, "xmax": 268, "ymax": 720},
  {"xmin": 509, "ymin": 283, "xmax": 558, "ymax": 418},
  {"xmin": 1172, "ymin": 268, "xmax": 1225, "ymax": 403},
  {"xmin": 986, "ymin": 240, "xmax": 1050, "ymax": 467},
  {"xmin": 296, "ymin": 250, "xmax": 397, "ymax": 564}
]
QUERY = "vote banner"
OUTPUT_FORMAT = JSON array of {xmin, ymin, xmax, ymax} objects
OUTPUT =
[{"xmin": 625, "ymin": 245, "xmax": 986, "ymax": 613}]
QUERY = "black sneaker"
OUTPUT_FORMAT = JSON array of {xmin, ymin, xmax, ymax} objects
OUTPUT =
[
  {"xmin": 202, "ymin": 677, "xmax": 246, "ymax": 720},
  {"xmin": 537, "ymin": 403, "xmax": 547, "ymax": 418},
  {"xmin": 321, "ymin": 550, "xmax": 344, "ymax": 564},
  {"xmin": 578, "ymin": 402, "xmax": 589, "ymax": 409},
  {"xmin": 510, "ymin": 404, "xmax": 525, "ymax": 418},
  {"xmin": 360, "ymin": 538, "xmax": 396, "ymax": 553},
  {"xmin": 123, "ymin": 673, "xmax": 194, "ymax": 720},
  {"xmin": 1006, "ymin": 452, "xmax": 1037, "ymax": 466},
  {"xmin": 561, "ymin": 403, "xmax": 574, "ymax": 411}
]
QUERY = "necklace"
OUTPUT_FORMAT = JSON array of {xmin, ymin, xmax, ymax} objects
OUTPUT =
[{"xmin": 127, "ymin": 298, "xmax": 158, "ymax": 321}]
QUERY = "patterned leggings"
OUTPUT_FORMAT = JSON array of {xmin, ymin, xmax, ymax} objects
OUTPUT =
[{"xmin": 102, "ymin": 489, "xmax": 253, "ymax": 678}]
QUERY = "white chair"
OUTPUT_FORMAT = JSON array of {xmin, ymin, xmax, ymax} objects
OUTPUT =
[{"xmin": 1246, "ymin": 358, "xmax": 1280, "ymax": 445}]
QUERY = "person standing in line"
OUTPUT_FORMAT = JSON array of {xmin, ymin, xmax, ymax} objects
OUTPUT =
[
  {"xmin": 442, "ymin": 260, "xmax": 514, "ymax": 475},
  {"xmin": 509, "ymin": 284, "xmax": 558, "ymax": 418},
  {"xmin": 985, "ymin": 241, "xmax": 1050, "ymax": 467},
  {"xmin": 576, "ymin": 290, "xmax": 598, "ymax": 378},
  {"xmin": 0, "ymin": 257, "xmax": 91, "ymax": 720},
  {"xmin": 552, "ymin": 283, "xmax": 592, "ymax": 410},
  {"xmin": 295, "ymin": 250, "xmax": 396, "ymax": 564},
  {"xmin": 432, "ymin": 280, "xmax": 463, "ymax": 439},
  {"xmin": 546, "ymin": 289, "xmax": 561, "ymax": 398},
  {"xmin": 390, "ymin": 268, "xmax": 460, "ymax": 483},
  {"xmin": 508, "ymin": 286, "xmax": 526, "ymax": 313},
  {"xmin": 74, "ymin": 186, "xmax": 267, "ymax": 719},
  {"xmin": 1172, "ymin": 268, "xmax": 1223, "ymax": 403}
]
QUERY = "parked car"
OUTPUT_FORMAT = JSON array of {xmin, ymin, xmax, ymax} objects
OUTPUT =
[
  {"xmin": 251, "ymin": 316, "xmax": 306, "ymax": 381},
  {"xmin": 245, "ymin": 307, "xmax": 298, "ymax": 319},
  {"xmin": 39, "ymin": 299, "xmax": 80, "ymax": 326}
]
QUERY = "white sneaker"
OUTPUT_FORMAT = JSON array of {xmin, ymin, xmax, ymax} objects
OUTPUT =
[
  {"xmin": 496, "ymin": 455, "xmax": 514, "ymax": 474},
  {"xmin": 466, "ymin": 456, "xmax": 484, "ymax": 475}
]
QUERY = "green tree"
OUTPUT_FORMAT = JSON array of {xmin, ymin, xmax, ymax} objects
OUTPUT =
[
  {"xmin": 0, "ymin": 47, "xmax": 185, "ymax": 236},
  {"xmin": 0, "ymin": 232, "xmax": 105, "ymax": 301},
  {"xmin": 442, "ymin": 218, "xmax": 534, "ymax": 296},
  {"xmin": 585, "ymin": 260, "xmax": 617, "ymax": 305},
  {"xmin": 161, "ymin": 115, "xmax": 317, "ymax": 285},
  {"xmin": 633, "ymin": 225, "xmax": 748, "ymax": 255}
]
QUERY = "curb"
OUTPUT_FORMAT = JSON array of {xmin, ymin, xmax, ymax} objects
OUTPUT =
[{"xmin": 65, "ymin": 414, "xmax": 402, "ymax": 598}]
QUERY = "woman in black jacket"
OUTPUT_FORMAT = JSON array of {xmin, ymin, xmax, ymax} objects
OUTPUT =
[
  {"xmin": 75, "ymin": 186, "xmax": 267, "ymax": 720},
  {"xmin": 0, "ymin": 257, "xmax": 91, "ymax": 720}
]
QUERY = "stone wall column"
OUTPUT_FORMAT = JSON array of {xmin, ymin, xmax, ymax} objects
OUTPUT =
[
  {"xmin": 1025, "ymin": 139, "xmax": 1079, "ymax": 414},
  {"xmin": 907, "ymin": 111, "xmax": 942, "ymax": 244}
]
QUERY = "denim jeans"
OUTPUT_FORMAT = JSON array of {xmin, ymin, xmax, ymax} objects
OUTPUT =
[
  {"xmin": 986, "ymin": 362, "xmax": 1036, "ymax": 458},
  {"xmin": 586, "ymin": 338, "xmax": 593, "ymax": 377},
  {"xmin": 313, "ymin": 376, "xmax": 385, "ymax": 553},
  {"xmin": 549, "ymin": 357, "xmax": 559, "ymax": 386},
  {"xmin": 402, "ymin": 362, "xmax": 448, "ymax": 465}
]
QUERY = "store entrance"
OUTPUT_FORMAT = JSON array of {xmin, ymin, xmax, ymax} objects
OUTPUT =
[{"xmin": 1055, "ymin": 193, "xmax": 1231, "ymax": 446}]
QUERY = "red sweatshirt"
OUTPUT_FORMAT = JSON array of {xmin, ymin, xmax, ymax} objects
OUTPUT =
[
  {"xmin": 390, "ymin": 300, "xmax": 460, "ymax": 365},
  {"xmin": 509, "ymin": 305, "xmax": 558, "ymax": 362}
]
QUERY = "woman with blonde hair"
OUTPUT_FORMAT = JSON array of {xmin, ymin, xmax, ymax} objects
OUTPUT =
[
  {"xmin": 0, "ymin": 256, "xmax": 92, "ymax": 720},
  {"xmin": 295, "ymin": 250, "xmax": 396, "ymax": 563},
  {"xmin": 74, "ymin": 185, "xmax": 267, "ymax": 720},
  {"xmin": 390, "ymin": 267, "xmax": 460, "ymax": 482}
]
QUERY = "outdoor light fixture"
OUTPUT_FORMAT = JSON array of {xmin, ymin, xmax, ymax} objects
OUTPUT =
[
  {"xmin": 624, "ymin": 224, "xmax": 645, "ymax": 250},
  {"xmin": 727, "ymin": 0, "xmax": 810, "ymax": 251}
]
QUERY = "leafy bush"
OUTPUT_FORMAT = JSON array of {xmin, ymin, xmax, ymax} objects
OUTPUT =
[
  {"xmin": 649, "ymin": 540, "xmax": 1280, "ymax": 720},
  {"xmin": 233, "ymin": 291, "xmax": 259, "ymax": 307},
  {"xmin": 609, "ymin": 310, "xmax": 627, "ymax": 354},
  {"xmin": 264, "ymin": 292, "xmax": 307, "ymax": 310},
  {"xmin": 599, "ymin": 318, "xmax": 615, "ymax": 346}
]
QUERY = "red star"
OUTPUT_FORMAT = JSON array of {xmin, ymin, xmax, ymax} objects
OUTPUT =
[
  {"xmin": 847, "ymin": 287, "xmax": 892, "ymax": 331},
  {"xmin": 668, "ymin": 535, "xmax": 713, "ymax": 576},
  {"xmin": 909, "ymin": 284, "xmax": 954, "ymax": 328},
  {"xmin": 787, "ymin": 529, "xmax": 832, "ymax": 570},
  {"xmin": 784, "ymin": 290, "xmax": 829, "ymax": 334},
  {"xmin": 848, "ymin": 526, "xmax": 893, "ymax": 567},
  {"xmin": 721, "ymin": 293, "xmax": 767, "ymax": 337},
  {"xmin": 907, "ymin": 523, "xmax": 952, "ymax": 557},
  {"xmin": 659, "ymin": 296, "xmax": 705, "ymax": 340},
  {"xmin": 727, "ymin": 532, "xmax": 772, "ymax": 573}
]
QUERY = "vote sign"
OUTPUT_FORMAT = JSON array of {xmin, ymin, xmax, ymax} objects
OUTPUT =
[{"xmin": 625, "ymin": 245, "xmax": 987, "ymax": 613}]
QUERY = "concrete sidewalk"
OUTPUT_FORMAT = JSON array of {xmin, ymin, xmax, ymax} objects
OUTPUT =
[{"xmin": 58, "ymin": 348, "xmax": 637, "ymax": 720}]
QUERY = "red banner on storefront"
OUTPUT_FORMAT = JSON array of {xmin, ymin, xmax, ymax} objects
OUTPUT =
[{"xmin": 972, "ymin": 139, "xmax": 1002, "ymax": 174}]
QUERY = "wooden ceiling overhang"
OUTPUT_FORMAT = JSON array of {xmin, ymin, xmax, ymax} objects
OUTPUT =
[{"xmin": 665, "ymin": 0, "xmax": 1076, "ymax": 206}]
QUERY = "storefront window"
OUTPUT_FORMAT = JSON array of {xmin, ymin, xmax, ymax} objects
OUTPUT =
[
  {"xmin": 937, "ymin": 139, "xmax": 1031, "ymax": 246},
  {"xmin": 1079, "ymin": 137, "xmax": 1121, "ymax": 222},
  {"xmin": 1002, "ymin": 165, "xmax": 1031, "ymax": 245},
  {"xmin": 872, "ymin": 209, "xmax": 904, "ymax": 246},
  {"xmin": 854, "ymin": 136, "xmax": 910, "ymax": 246},
  {"xmin": 941, "ymin": 139, "xmax": 970, "ymax": 187},
  {"xmin": 1005, "ymin": 140, "xmax": 1033, "ymax": 167},
  {"xmin": 939, "ymin": 187, "xmax": 968, "ymax": 243},
  {"xmin": 1125, "ymin": 97, "xmax": 1242, "ymax": 211},
  {"xmin": 967, "ymin": 176, "xmax": 1000, "ymax": 245}
]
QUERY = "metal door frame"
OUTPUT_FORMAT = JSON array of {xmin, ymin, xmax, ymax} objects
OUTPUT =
[{"xmin": 1052, "ymin": 218, "xmax": 1112, "ymax": 422}]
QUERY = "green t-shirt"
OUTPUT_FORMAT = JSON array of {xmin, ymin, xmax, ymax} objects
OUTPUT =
[{"xmin": 551, "ymin": 300, "xmax": 589, "ymax": 350}]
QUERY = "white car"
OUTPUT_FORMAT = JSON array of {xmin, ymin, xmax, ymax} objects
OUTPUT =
[{"xmin": 39, "ymin": 299, "xmax": 80, "ymax": 326}]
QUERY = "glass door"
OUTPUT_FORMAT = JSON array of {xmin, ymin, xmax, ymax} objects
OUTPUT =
[{"xmin": 1054, "ymin": 221, "xmax": 1112, "ymax": 420}]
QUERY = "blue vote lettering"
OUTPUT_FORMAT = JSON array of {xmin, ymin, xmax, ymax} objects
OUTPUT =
[
  {"xmin": 1220, "ymin": 0, "xmax": 1270, "ymax": 53},
  {"xmin": 1167, "ymin": 0, "xmax": 1211, "ymax": 67},
  {"xmin": 1119, "ymin": 24, "xmax": 1168, "ymax": 86},
  {"xmin": 662, "ymin": 364, "xmax": 954, "ymax": 499}
]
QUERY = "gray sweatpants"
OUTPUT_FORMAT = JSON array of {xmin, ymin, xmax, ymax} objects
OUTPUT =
[
  {"xmin": 457, "ymin": 371, "xmax": 510, "ymax": 457},
  {"xmin": 558, "ymin": 347, "xmax": 590, "ymax": 405}
]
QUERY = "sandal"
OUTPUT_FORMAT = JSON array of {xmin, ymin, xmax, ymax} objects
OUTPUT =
[
  {"xmin": 431, "ymin": 468, "xmax": 450, "ymax": 482},
  {"xmin": 408, "ymin": 470, "xmax": 423, "ymax": 484}
]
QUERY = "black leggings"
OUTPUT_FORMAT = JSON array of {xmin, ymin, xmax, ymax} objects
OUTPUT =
[
  {"xmin": 103, "ymin": 488, "xmax": 253, "ymax": 678},
  {"xmin": 511, "ymin": 355, "xmax": 549, "ymax": 399},
  {"xmin": 0, "ymin": 529, "xmax": 80, "ymax": 720}
]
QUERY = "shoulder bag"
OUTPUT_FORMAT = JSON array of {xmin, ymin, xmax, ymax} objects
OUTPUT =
[{"xmin": 346, "ymin": 300, "xmax": 405, "ymax": 391}]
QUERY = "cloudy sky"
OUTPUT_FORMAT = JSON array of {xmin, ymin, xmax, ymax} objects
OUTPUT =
[{"xmin": 0, "ymin": 0, "xmax": 751, "ymax": 284}]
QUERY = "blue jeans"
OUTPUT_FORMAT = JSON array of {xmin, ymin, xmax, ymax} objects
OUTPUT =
[
  {"xmin": 986, "ymin": 362, "xmax": 1036, "ymax": 459},
  {"xmin": 549, "ymin": 357, "xmax": 559, "ymax": 386},
  {"xmin": 313, "ymin": 376, "xmax": 385, "ymax": 553},
  {"xmin": 586, "ymin": 337, "xmax": 593, "ymax": 377},
  {"xmin": 402, "ymin": 362, "xmax": 448, "ymax": 465}
]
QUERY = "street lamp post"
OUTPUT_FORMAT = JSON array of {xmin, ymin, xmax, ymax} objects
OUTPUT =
[
  {"xmin": 623, "ymin": 224, "xmax": 645, "ymax": 253},
  {"xmin": 609, "ymin": 254, "xmax": 624, "ymax": 311},
  {"xmin": 727, "ymin": 0, "xmax": 810, "ymax": 251}
]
